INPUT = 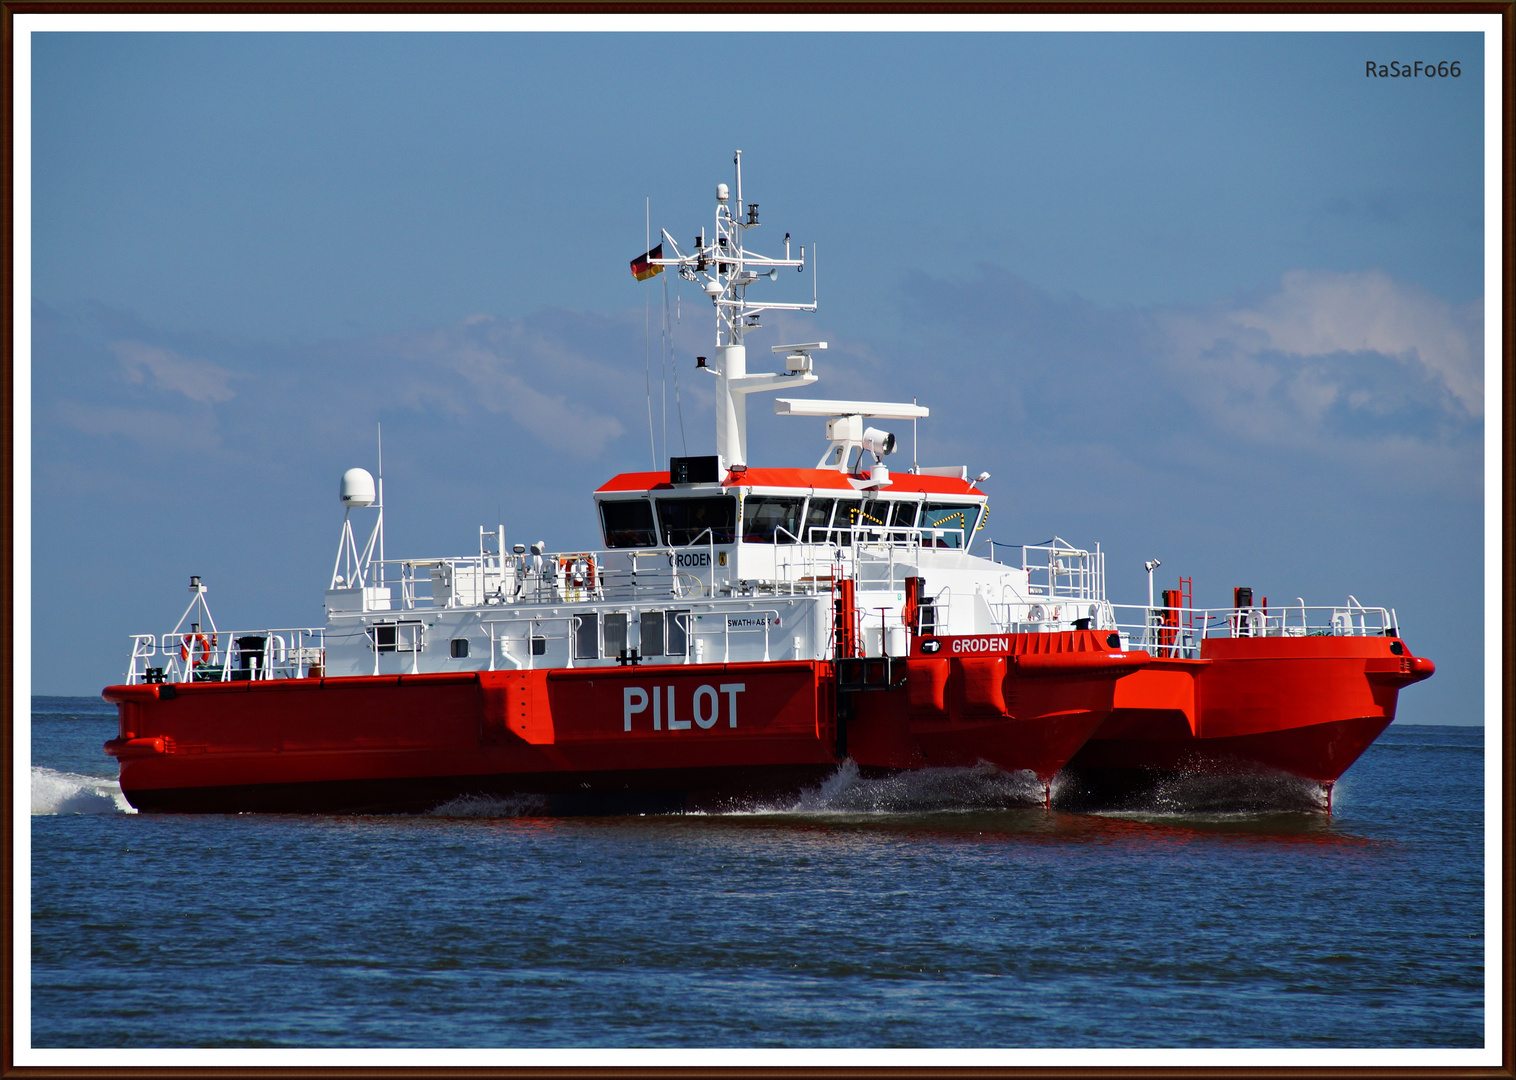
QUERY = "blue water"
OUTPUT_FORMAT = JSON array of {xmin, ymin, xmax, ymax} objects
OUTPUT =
[{"xmin": 29, "ymin": 696, "xmax": 1484, "ymax": 1050}]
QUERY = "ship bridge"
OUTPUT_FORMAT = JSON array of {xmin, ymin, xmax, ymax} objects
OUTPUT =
[{"xmin": 593, "ymin": 461, "xmax": 988, "ymax": 553}]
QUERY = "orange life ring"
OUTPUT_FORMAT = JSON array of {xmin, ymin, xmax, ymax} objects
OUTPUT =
[
  {"xmin": 558, "ymin": 554, "xmax": 597, "ymax": 590},
  {"xmin": 180, "ymin": 633, "xmax": 216, "ymax": 666}
]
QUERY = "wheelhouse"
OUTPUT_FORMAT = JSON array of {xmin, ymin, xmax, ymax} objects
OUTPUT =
[{"xmin": 594, "ymin": 467, "xmax": 987, "ymax": 551}]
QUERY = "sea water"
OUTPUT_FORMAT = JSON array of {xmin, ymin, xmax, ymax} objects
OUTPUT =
[{"xmin": 27, "ymin": 696, "xmax": 1484, "ymax": 1051}]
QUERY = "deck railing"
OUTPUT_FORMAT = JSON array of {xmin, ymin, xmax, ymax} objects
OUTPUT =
[
  {"xmin": 336, "ymin": 525, "xmax": 977, "ymax": 614},
  {"xmin": 974, "ymin": 597, "xmax": 1396, "ymax": 659},
  {"xmin": 127, "ymin": 627, "xmax": 326, "ymax": 685},
  {"xmin": 1104, "ymin": 599, "xmax": 1397, "ymax": 659}
]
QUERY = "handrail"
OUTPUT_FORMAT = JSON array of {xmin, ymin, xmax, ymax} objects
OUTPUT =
[
  {"xmin": 480, "ymin": 615, "xmax": 575, "ymax": 671},
  {"xmin": 131, "ymin": 626, "xmax": 326, "ymax": 685},
  {"xmin": 1101, "ymin": 601, "xmax": 1396, "ymax": 656},
  {"xmin": 693, "ymin": 607, "xmax": 781, "ymax": 663},
  {"xmin": 339, "ymin": 524, "xmax": 1003, "ymax": 615}
]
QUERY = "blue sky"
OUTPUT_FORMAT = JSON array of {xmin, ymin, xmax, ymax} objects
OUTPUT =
[{"xmin": 25, "ymin": 26, "xmax": 1490, "ymax": 724}]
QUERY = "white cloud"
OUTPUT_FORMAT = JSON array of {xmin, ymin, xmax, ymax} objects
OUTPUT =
[
  {"xmin": 1230, "ymin": 270, "xmax": 1482, "ymax": 416},
  {"xmin": 110, "ymin": 341, "xmax": 237, "ymax": 404},
  {"xmin": 375, "ymin": 318, "xmax": 629, "ymax": 457},
  {"xmin": 52, "ymin": 400, "xmax": 219, "ymax": 452},
  {"xmin": 1156, "ymin": 270, "xmax": 1483, "ymax": 446}
]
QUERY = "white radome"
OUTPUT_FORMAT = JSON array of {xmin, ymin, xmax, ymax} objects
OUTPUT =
[{"xmin": 340, "ymin": 468, "xmax": 376, "ymax": 508}]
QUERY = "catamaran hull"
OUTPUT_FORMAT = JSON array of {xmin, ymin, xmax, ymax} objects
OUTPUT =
[
  {"xmin": 103, "ymin": 634, "xmax": 1429, "ymax": 813},
  {"xmin": 1063, "ymin": 635, "xmax": 1435, "ymax": 788},
  {"xmin": 104, "ymin": 641, "xmax": 1143, "ymax": 814}
]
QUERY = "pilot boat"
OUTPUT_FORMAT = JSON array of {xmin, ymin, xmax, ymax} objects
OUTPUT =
[{"xmin": 102, "ymin": 153, "xmax": 1432, "ymax": 814}]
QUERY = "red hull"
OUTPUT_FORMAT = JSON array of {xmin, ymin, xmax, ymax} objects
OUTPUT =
[
  {"xmin": 104, "ymin": 632, "xmax": 1142, "ymax": 814},
  {"xmin": 103, "ymin": 632, "xmax": 1430, "ymax": 812},
  {"xmin": 1065, "ymin": 635, "xmax": 1435, "ymax": 784}
]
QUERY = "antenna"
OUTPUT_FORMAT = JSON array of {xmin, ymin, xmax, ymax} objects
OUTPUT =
[
  {"xmin": 645, "ymin": 196, "xmax": 656, "ymax": 468},
  {"xmin": 170, "ymin": 574, "xmax": 219, "ymax": 638},
  {"xmin": 376, "ymin": 424, "xmax": 385, "ymax": 587},
  {"xmin": 913, "ymin": 398, "xmax": 918, "ymax": 474},
  {"xmin": 640, "ymin": 153, "xmax": 820, "ymax": 467}
]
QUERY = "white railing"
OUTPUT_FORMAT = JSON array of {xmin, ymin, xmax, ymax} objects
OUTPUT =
[
  {"xmin": 691, "ymin": 608, "xmax": 783, "ymax": 663},
  {"xmin": 1018, "ymin": 539, "xmax": 1105, "ymax": 602},
  {"xmin": 339, "ymin": 524, "xmax": 983, "ymax": 615},
  {"xmin": 127, "ymin": 627, "xmax": 326, "ymax": 685},
  {"xmin": 1103, "ymin": 600, "xmax": 1398, "ymax": 659},
  {"xmin": 985, "ymin": 597, "xmax": 1116, "ymax": 636},
  {"xmin": 481, "ymin": 615, "xmax": 579, "ymax": 671}
]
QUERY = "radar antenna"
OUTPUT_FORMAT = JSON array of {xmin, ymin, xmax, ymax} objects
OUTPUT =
[{"xmin": 641, "ymin": 151, "xmax": 820, "ymax": 468}]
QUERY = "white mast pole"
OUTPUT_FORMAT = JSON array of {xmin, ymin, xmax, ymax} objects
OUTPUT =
[
  {"xmin": 645, "ymin": 153, "xmax": 817, "ymax": 468},
  {"xmin": 376, "ymin": 424, "xmax": 385, "ymax": 588}
]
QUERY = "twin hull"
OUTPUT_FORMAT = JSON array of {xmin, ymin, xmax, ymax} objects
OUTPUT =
[
  {"xmin": 104, "ymin": 630, "xmax": 1136, "ymax": 813},
  {"xmin": 103, "ymin": 631, "xmax": 1431, "ymax": 813},
  {"xmin": 1073, "ymin": 635, "xmax": 1435, "ymax": 784}
]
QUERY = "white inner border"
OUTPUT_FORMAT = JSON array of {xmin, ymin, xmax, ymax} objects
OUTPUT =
[{"xmin": 11, "ymin": 9, "xmax": 1504, "ymax": 1070}]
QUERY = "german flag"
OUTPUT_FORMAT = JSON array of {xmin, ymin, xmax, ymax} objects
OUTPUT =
[{"xmin": 630, "ymin": 244, "xmax": 663, "ymax": 282}]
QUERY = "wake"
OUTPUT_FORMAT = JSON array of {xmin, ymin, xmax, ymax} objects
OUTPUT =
[
  {"xmin": 716, "ymin": 760, "xmax": 1049, "ymax": 816},
  {"xmin": 31, "ymin": 767, "xmax": 137, "ymax": 815},
  {"xmin": 420, "ymin": 763, "xmax": 1330, "ymax": 820}
]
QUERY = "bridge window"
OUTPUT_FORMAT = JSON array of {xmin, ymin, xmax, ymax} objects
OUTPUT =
[
  {"xmin": 656, "ymin": 495, "xmax": 737, "ymax": 546},
  {"xmin": 803, "ymin": 498, "xmax": 835, "ymax": 543},
  {"xmin": 922, "ymin": 503, "xmax": 974, "ymax": 548},
  {"xmin": 890, "ymin": 501, "xmax": 919, "ymax": 528},
  {"xmin": 742, "ymin": 496, "xmax": 803, "ymax": 544},
  {"xmin": 600, "ymin": 499, "xmax": 659, "ymax": 548},
  {"xmin": 850, "ymin": 498, "xmax": 889, "ymax": 540}
]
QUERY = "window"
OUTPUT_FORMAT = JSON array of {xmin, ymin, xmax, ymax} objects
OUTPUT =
[
  {"xmin": 640, "ymin": 610, "xmax": 665, "ymax": 656},
  {"xmin": 368, "ymin": 621, "xmax": 424, "ymax": 653},
  {"xmin": 830, "ymin": 498, "xmax": 864, "ymax": 539},
  {"xmin": 859, "ymin": 499, "xmax": 889, "ymax": 527},
  {"xmin": 374, "ymin": 625, "xmax": 397, "ymax": 653},
  {"xmin": 656, "ymin": 496, "xmax": 738, "ymax": 545},
  {"xmin": 531, "ymin": 636, "xmax": 547, "ymax": 656},
  {"xmin": 666, "ymin": 610, "xmax": 690, "ymax": 657},
  {"xmin": 803, "ymin": 498, "xmax": 835, "ymax": 543},
  {"xmin": 921, "ymin": 504, "xmax": 974, "ymax": 548},
  {"xmin": 853, "ymin": 498, "xmax": 889, "ymax": 541},
  {"xmin": 742, "ymin": 496, "xmax": 803, "ymax": 544},
  {"xmin": 599, "ymin": 499, "xmax": 659, "ymax": 548},
  {"xmin": 890, "ymin": 501, "xmax": 919, "ymax": 529},
  {"xmin": 450, "ymin": 638, "xmax": 470, "ymax": 659},
  {"xmin": 574, "ymin": 613, "xmax": 599, "ymax": 660},
  {"xmin": 604, "ymin": 612, "xmax": 628, "ymax": 658}
]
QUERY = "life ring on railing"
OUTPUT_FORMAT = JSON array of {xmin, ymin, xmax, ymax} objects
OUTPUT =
[
  {"xmin": 180, "ymin": 633, "xmax": 216, "ymax": 666},
  {"xmin": 558, "ymin": 554, "xmax": 598, "ymax": 590}
]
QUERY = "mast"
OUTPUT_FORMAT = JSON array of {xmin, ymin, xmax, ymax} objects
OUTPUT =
[{"xmin": 648, "ymin": 151, "xmax": 819, "ymax": 468}]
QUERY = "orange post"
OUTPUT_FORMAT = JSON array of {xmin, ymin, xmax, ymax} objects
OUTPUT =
[{"xmin": 834, "ymin": 578, "xmax": 859, "ymax": 659}]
